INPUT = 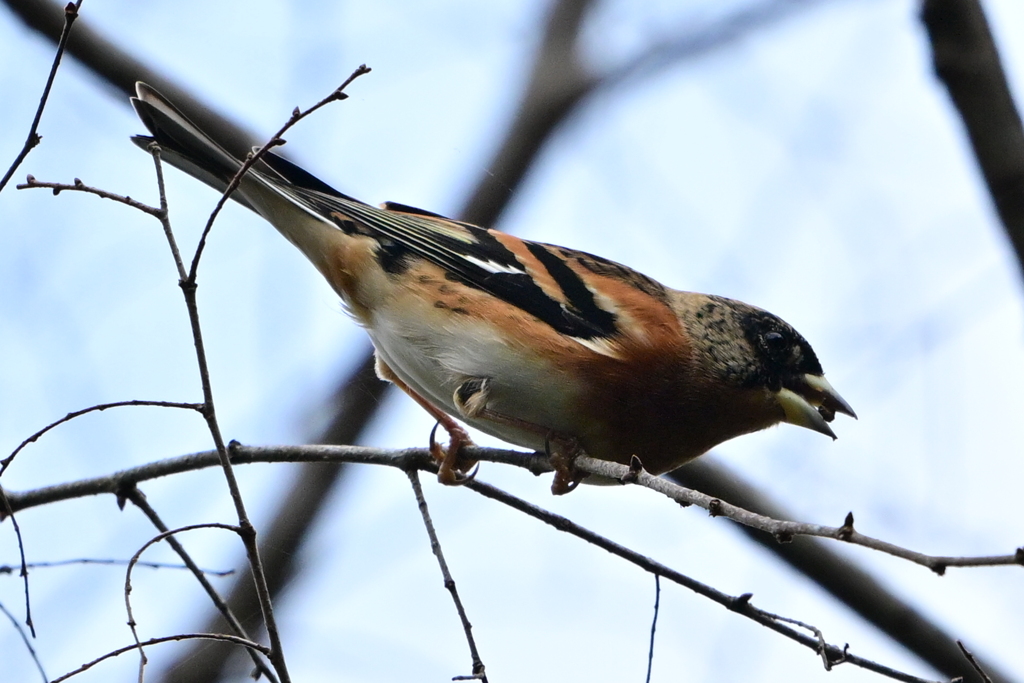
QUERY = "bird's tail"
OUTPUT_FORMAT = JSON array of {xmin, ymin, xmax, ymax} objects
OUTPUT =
[
  {"xmin": 131, "ymin": 82, "xmax": 368, "ymax": 285},
  {"xmin": 131, "ymin": 82, "xmax": 266, "ymax": 211}
]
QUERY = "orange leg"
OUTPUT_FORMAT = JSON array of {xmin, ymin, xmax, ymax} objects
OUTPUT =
[{"xmin": 375, "ymin": 357, "xmax": 477, "ymax": 485}]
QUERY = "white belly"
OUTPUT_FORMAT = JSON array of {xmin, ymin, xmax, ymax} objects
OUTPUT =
[{"xmin": 367, "ymin": 312, "xmax": 579, "ymax": 451}]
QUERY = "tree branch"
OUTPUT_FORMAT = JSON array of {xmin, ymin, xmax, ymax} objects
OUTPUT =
[
  {"xmin": 4, "ymin": 0, "xmax": 262, "ymax": 158},
  {"xmin": 669, "ymin": 459, "xmax": 1017, "ymax": 683},
  {"xmin": 4, "ymin": 444, "xmax": 1017, "ymax": 574},
  {"xmin": 0, "ymin": 0, "xmax": 80, "ymax": 194},
  {"xmin": 463, "ymin": 478, "xmax": 943, "ymax": 683},
  {"xmin": 922, "ymin": 0, "xmax": 1024, "ymax": 280},
  {"xmin": 123, "ymin": 488, "xmax": 277, "ymax": 683}
]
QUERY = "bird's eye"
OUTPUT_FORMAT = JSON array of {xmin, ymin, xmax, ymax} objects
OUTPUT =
[
  {"xmin": 741, "ymin": 310, "xmax": 822, "ymax": 378},
  {"xmin": 759, "ymin": 330, "xmax": 792, "ymax": 363}
]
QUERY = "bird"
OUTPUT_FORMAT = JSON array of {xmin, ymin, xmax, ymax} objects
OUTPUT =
[{"xmin": 130, "ymin": 82, "xmax": 855, "ymax": 494}]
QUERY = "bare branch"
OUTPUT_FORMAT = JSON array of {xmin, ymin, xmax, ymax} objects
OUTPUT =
[
  {"xmin": 15, "ymin": 175, "xmax": 163, "ymax": 216},
  {"xmin": 576, "ymin": 456, "xmax": 1024, "ymax": 572},
  {"xmin": 957, "ymin": 641, "xmax": 996, "ymax": 683},
  {"xmin": 0, "ymin": 0, "xmax": 81, "ymax": 194},
  {"xmin": 0, "ymin": 444, "xmax": 530, "ymax": 513},
  {"xmin": 462, "ymin": 478, "xmax": 942, "ymax": 683},
  {"xmin": 406, "ymin": 470, "xmax": 487, "ymax": 682},
  {"xmin": 50, "ymin": 632, "xmax": 270, "ymax": 683},
  {"xmin": 922, "ymin": 0, "xmax": 1024, "ymax": 280},
  {"xmin": 123, "ymin": 488, "xmax": 277, "ymax": 683},
  {"xmin": 123, "ymin": 522, "xmax": 244, "ymax": 682},
  {"xmin": 0, "ymin": 600, "xmax": 47, "ymax": 683},
  {"xmin": 147, "ymin": 144, "xmax": 187, "ymax": 281},
  {"xmin": 4, "ymin": 444, "xmax": 1017, "ymax": 574}
]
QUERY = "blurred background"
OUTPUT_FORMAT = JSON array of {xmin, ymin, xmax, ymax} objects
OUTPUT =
[{"xmin": 1, "ymin": 0, "xmax": 1023, "ymax": 681}]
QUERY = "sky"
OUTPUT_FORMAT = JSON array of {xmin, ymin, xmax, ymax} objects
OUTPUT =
[{"xmin": 1, "ymin": 0, "xmax": 1024, "ymax": 681}]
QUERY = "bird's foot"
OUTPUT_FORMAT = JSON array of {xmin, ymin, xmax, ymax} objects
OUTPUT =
[
  {"xmin": 547, "ymin": 435, "xmax": 587, "ymax": 495},
  {"xmin": 429, "ymin": 420, "xmax": 479, "ymax": 485}
]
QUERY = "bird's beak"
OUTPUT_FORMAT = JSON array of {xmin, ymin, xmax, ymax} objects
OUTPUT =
[{"xmin": 775, "ymin": 374, "xmax": 856, "ymax": 440}]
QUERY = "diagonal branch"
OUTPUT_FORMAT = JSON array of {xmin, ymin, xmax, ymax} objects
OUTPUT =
[
  {"xmin": 123, "ymin": 488, "xmax": 277, "ymax": 683},
  {"xmin": 463, "ymin": 478, "xmax": 942, "ymax": 683},
  {"xmin": 922, "ymin": 0, "xmax": 1024, "ymax": 280},
  {"xmin": 0, "ymin": 0, "xmax": 81, "ymax": 194},
  {"xmin": 406, "ymin": 470, "xmax": 488, "ymax": 682},
  {"xmin": 669, "ymin": 459, "xmax": 1017, "ymax": 683},
  {"xmin": 3, "ymin": 0, "xmax": 261, "ymax": 157}
]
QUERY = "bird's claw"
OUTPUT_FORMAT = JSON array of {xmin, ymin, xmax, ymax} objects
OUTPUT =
[
  {"xmin": 546, "ymin": 435, "xmax": 586, "ymax": 495},
  {"xmin": 429, "ymin": 421, "xmax": 479, "ymax": 485}
]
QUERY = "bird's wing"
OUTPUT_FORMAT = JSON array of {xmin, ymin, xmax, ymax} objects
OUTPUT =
[{"xmin": 131, "ymin": 81, "xmax": 669, "ymax": 344}]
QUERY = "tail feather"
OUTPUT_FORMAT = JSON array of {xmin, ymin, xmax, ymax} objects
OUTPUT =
[
  {"xmin": 131, "ymin": 82, "xmax": 357, "ymax": 279},
  {"xmin": 258, "ymin": 147, "xmax": 363, "ymax": 203},
  {"xmin": 131, "ymin": 83, "xmax": 258, "ymax": 206},
  {"xmin": 131, "ymin": 82, "xmax": 361, "ymax": 214}
]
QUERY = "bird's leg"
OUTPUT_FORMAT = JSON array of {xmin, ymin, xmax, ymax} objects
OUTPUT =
[
  {"xmin": 375, "ymin": 357, "xmax": 477, "ymax": 485},
  {"xmin": 453, "ymin": 377, "xmax": 586, "ymax": 495}
]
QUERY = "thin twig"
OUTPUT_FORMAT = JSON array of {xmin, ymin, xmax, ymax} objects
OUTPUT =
[
  {"xmin": 957, "ymin": 641, "xmax": 995, "ymax": 683},
  {"xmin": 185, "ymin": 64, "xmax": 371, "ymax": 281},
  {"xmin": 462, "ymin": 478, "xmax": 942, "ymax": 683},
  {"xmin": 645, "ymin": 574, "xmax": 659, "ymax": 683},
  {"xmin": 2, "ymin": 399, "xmax": 203, "ymax": 475},
  {"xmin": 123, "ymin": 522, "xmax": 243, "ymax": 682},
  {"xmin": 0, "ymin": 600, "xmax": 47, "ymax": 683},
  {"xmin": 15, "ymin": 175, "xmax": 162, "ymax": 215},
  {"xmin": 146, "ymin": 143, "xmax": 186, "ymax": 280},
  {"xmin": 0, "ymin": 490, "xmax": 34, "ymax": 638},
  {"xmin": 576, "ymin": 456, "xmax": 1024, "ymax": 573},
  {"xmin": 0, "ymin": 0, "xmax": 82, "ymax": 194},
  {"xmin": 172, "ymin": 68, "xmax": 370, "ymax": 683},
  {"xmin": 50, "ymin": 632, "xmax": 270, "ymax": 683},
  {"xmin": 758, "ymin": 608, "xmax": 838, "ymax": 671},
  {"xmin": 0, "ymin": 558, "xmax": 233, "ymax": 576},
  {"xmin": 405, "ymin": 470, "xmax": 487, "ymax": 682},
  {"xmin": 123, "ymin": 487, "xmax": 278, "ymax": 683}
]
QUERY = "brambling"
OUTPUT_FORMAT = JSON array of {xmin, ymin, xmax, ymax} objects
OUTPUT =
[{"xmin": 131, "ymin": 83, "xmax": 855, "ymax": 494}]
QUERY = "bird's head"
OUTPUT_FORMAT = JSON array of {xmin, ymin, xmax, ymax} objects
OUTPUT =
[{"xmin": 678, "ymin": 294, "xmax": 856, "ymax": 440}]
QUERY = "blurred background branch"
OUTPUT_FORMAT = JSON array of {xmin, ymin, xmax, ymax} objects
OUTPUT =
[{"xmin": 922, "ymin": 0, "xmax": 1024, "ymax": 284}]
